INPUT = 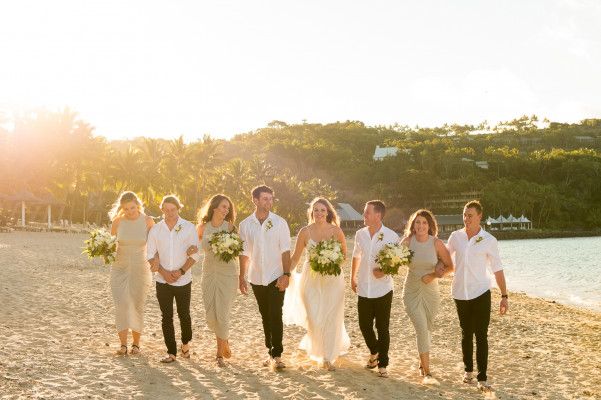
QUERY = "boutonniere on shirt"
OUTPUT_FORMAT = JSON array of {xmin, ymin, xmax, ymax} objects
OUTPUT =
[
  {"xmin": 475, "ymin": 236, "xmax": 483, "ymax": 244},
  {"xmin": 265, "ymin": 220, "xmax": 273, "ymax": 231},
  {"xmin": 175, "ymin": 224, "xmax": 182, "ymax": 234},
  {"xmin": 377, "ymin": 233, "xmax": 384, "ymax": 242}
]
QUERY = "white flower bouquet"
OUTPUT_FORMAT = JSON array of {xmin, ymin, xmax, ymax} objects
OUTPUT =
[
  {"xmin": 307, "ymin": 238, "xmax": 345, "ymax": 276},
  {"xmin": 83, "ymin": 229, "xmax": 118, "ymax": 264},
  {"xmin": 209, "ymin": 230, "xmax": 244, "ymax": 263},
  {"xmin": 374, "ymin": 242, "xmax": 414, "ymax": 275}
]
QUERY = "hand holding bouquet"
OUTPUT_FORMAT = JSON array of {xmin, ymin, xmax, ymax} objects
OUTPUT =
[
  {"xmin": 308, "ymin": 238, "xmax": 345, "ymax": 276},
  {"xmin": 375, "ymin": 242, "xmax": 414, "ymax": 275},
  {"xmin": 209, "ymin": 230, "xmax": 244, "ymax": 263},
  {"xmin": 83, "ymin": 229, "xmax": 118, "ymax": 264}
]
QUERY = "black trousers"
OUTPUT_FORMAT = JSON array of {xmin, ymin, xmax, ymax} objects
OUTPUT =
[
  {"xmin": 454, "ymin": 290, "xmax": 491, "ymax": 382},
  {"xmin": 251, "ymin": 278, "xmax": 285, "ymax": 358},
  {"xmin": 358, "ymin": 290, "xmax": 393, "ymax": 368},
  {"xmin": 156, "ymin": 281, "xmax": 192, "ymax": 356}
]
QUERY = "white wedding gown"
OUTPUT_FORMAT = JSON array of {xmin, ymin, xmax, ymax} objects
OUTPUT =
[{"xmin": 283, "ymin": 239, "xmax": 350, "ymax": 363}]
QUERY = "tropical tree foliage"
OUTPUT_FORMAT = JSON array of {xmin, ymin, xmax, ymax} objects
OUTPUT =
[{"xmin": 1, "ymin": 109, "xmax": 599, "ymax": 231}]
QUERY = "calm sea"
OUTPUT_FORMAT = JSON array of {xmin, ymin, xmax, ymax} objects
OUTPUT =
[{"xmin": 496, "ymin": 236, "xmax": 601, "ymax": 311}]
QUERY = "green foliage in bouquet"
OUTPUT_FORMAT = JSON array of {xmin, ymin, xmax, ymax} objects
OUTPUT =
[{"xmin": 308, "ymin": 237, "xmax": 344, "ymax": 276}]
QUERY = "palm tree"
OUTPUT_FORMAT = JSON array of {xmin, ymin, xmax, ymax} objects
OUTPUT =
[
  {"xmin": 188, "ymin": 135, "xmax": 222, "ymax": 211},
  {"xmin": 137, "ymin": 137, "xmax": 166, "ymax": 207}
]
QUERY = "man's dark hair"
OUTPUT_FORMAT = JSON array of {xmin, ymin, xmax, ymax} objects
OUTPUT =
[
  {"xmin": 251, "ymin": 185, "xmax": 274, "ymax": 200},
  {"xmin": 366, "ymin": 200, "xmax": 386, "ymax": 218}
]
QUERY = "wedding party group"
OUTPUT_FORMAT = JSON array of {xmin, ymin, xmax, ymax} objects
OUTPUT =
[{"xmin": 94, "ymin": 184, "xmax": 508, "ymax": 394}]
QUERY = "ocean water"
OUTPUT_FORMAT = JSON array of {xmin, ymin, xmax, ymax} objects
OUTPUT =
[{"xmin": 497, "ymin": 236, "xmax": 601, "ymax": 311}]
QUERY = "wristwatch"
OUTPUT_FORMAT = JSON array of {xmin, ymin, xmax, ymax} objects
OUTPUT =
[
  {"xmin": 501, "ymin": 294, "xmax": 508, "ymax": 299},
  {"xmin": 180, "ymin": 268, "xmax": 186, "ymax": 275},
  {"xmin": 283, "ymin": 272, "xmax": 291, "ymax": 277}
]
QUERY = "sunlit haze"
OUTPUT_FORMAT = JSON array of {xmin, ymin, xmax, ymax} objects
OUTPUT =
[{"xmin": 1, "ymin": 0, "xmax": 600, "ymax": 141}]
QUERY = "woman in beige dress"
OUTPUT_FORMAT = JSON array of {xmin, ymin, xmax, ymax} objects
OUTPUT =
[
  {"xmin": 190, "ymin": 194, "xmax": 238, "ymax": 367},
  {"xmin": 401, "ymin": 209, "xmax": 454, "ymax": 383},
  {"xmin": 109, "ymin": 191, "xmax": 155, "ymax": 355}
]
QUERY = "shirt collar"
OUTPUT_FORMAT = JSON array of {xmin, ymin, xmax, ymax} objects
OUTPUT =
[
  {"xmin": 160, "ymin": 216, "xmax": 184, "ymax": 232},
  {"xmin": 251, "ymin": 211, "xmax": 273, "ymax": 225}
]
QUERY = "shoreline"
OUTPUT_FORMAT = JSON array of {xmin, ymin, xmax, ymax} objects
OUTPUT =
[
  {"xmin": 437, "ymin": 229, "xmax": 601, "ymax": 241},
  {"xmin": 1, "ymin": 231, "xmax": 600, "ymax": 399}
]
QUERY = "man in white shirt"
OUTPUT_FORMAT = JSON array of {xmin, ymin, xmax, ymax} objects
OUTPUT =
[
  {"xmin": 238, "ymin": 185, "xmax": 291, "ymax": 369},
  {"xmin": 445, "ymin": 200, "xmax": 508, "ymax": 392},
  {"xmin": 351, "ymin": 200, "xmax": 400, "ymax": 378},
  {"xmin": 146, "ymin": 195, "xmax": 200, "ymax": 364}
]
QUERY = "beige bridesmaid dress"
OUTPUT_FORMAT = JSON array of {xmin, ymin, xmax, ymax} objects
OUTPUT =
[
  {"xmin": 402, "ymin": 235, "xmax": 440, "ymax": 355},
  {"xmin": 200, "ymin": 221, "xmax": 238, "ymax": 339},
  {"xmin": 110, "ymin": 215, "xmax": 152, "ymax": 333}
]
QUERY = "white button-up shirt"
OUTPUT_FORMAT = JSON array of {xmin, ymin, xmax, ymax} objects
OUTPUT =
[
  {"xmin": 146, "ymin": 217, "xmax": 200, "ymax": 286},
  {"xmin": 239, "ymin": 211, "xmax": 291, "ymax": 286},
  {"xmin": 352, "ymin": 224, "xmax": 400, "ymax": 298},
  {"xmin": 447, "ymin": 228, "xmax": 503, "ymax": 300}
]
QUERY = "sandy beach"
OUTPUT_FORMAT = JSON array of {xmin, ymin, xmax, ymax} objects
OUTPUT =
[{"xmin": 1, "ymin": 231, "xmax": 600, "ymax": 400}]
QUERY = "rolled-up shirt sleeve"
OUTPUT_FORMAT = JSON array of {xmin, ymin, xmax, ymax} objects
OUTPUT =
[
  {"xmin": 352, "ymin": 232, "xmax": 362, "ymax": 258},
  {"xmin": 487, "ymin": 238, "xmax": 503, "ymax": 273},
  {"xmin": 188, "ymin": 225, "xmax": 201, "ymax": 262},
  {"xmin": 146, "ymin": 226, "xmax": 157, "ymax": 261},
  {"xmin": 279, "ymin": 220, "xmax": 291, "ymax": 254}
]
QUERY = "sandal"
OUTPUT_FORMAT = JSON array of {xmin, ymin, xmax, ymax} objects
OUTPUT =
[
  {"xmin": 215, "ymin": 356, "xmax": 226, "ymax": 367},
  {"xmin": 462, "ymin": 373, "xmax": 477, "ymax": 384},
  {"xmin": 478, "ymin": 381, "xmax": 493, "ymax": 392},
  {"xmin": 130, "ymin": 345, "xmax": 140, "ymax": 355},
  {"xmin": 262, "ymin": 357, "xmax": 272, "ymax": 367},
  {"xmin": 160, "ymin": 354, "xmax": 177, "ymax": 363},
  {"xmin": 366, "ymin": 354, "xmax": 379, "ymax": 369},
  {"xmin": 323, "ymin": 361, "xmax": 336, "ymax": 371},
  {"xmin": 180, "ymin": 345, "xmax": 190, "ymax": 359},
  {"xmin": 273, "ymin": 358, "xmax": 286, "ymax": 369},
  {"xmin": 423, "ymin": 373, "xmax": 439, "ymax": 385},
  {"xmin": 116, "ymin": 344, "xmax": 128, "ymax": 356},
  {"xmin": 377, "ymin": 369, "xmax": 389, "ymax": 378},
  {"xmin": 418, "ymin": 364, "xmax": 425, "ymax": 377}
]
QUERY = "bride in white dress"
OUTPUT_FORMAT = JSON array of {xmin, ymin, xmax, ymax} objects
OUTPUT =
[{"xmin": 283, "ymin": 197, "xmax": 351, "ymax": 371}]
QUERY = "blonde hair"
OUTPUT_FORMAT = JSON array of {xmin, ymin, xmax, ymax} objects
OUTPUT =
[
  {"xmin": 404, "ymin": 209, "xmax": 438, "ymax": 238},
  {"xmin": 109, "ymin": 191, "xmax": 144, "ymax": 221},
  {"xmin": 307, "ymin": 197, "xmax": 340, "ymax": 226},
  {"xmin": 160, "ymin": 194, "xmax": 183, "ymax": 210}
]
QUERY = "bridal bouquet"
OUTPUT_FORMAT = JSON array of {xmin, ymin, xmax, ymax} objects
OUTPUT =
[
  {"xmin": 209, "ymin": 230, "xmax": 244, "ymax": 263},
  {"xmin": 375, "ymin": 242, "xmax": 414, "ymax": 275},
  {"xmin": 308, "ymin": 238, "xmax": 345, "ymax": 276},
  {"xmin": 83, "ymin": 229, "xmax": 118, "ymax": 264}
]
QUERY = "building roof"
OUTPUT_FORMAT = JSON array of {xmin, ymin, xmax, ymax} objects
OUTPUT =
[
  {"xmin": 434, "ymin": 215, "xmax": 463, "ymax": 225},
  {"xmin": 336, "ymin": 203, "xmax": 364, "ymax": 221},
  {"xmin": 373, "ymin": 146, "xmax": 398, "ymax": 159}
]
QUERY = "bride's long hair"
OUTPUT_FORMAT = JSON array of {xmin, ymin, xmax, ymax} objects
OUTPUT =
[
  {"xmin": 108, "ymin": 191, "xmax": 144, "ymax": 221},
  {"xmin": 307, "ymin": 197, "xmax": 340, "ymax": 226}
]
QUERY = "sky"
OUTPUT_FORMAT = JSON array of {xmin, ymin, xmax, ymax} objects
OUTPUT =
[{"xmin": 1, "ymin": 0, "xmax": 600, "ymax": 141}]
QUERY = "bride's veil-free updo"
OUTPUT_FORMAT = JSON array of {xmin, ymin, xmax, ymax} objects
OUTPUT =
[
  {"xmin": 108, "ymin": 191, "xmax": 144, "ymax": 221},
  {"xmin": 307, "ymin": 197, "xmax": 340, "ymax": 226}
]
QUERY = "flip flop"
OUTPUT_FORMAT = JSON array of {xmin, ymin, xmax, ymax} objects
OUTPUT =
[
  {"xmin": 160, "ymin": 355, "xmax": 177, "ymax": 364},
  {"xmin": 366, "ymin": 355, "xmax": 379, "ymax": 369},
  {"xmin": 478, "ymin": 382, "xmax": 493, "ymax": 392},
  {"xmin": 377, "ymin": 370, "xmax": 389, "ymax": 378}
]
